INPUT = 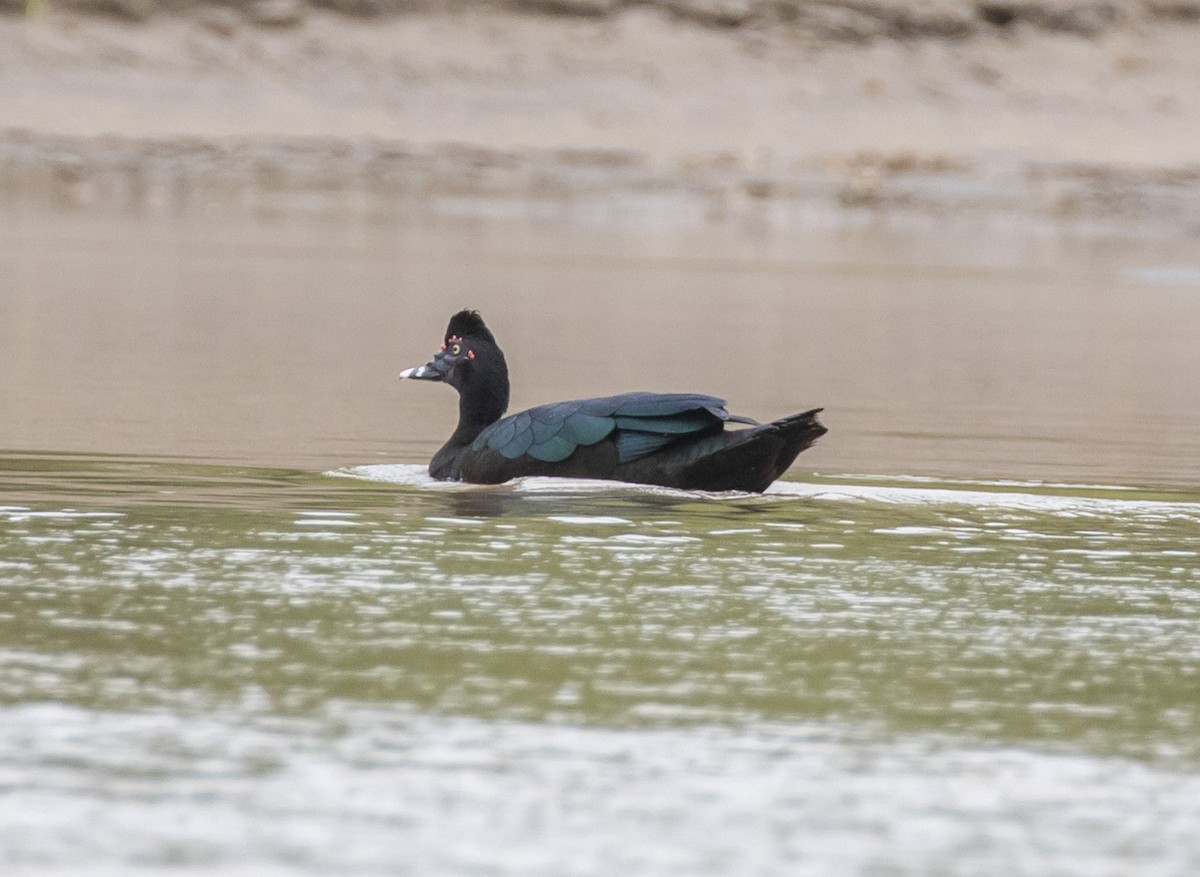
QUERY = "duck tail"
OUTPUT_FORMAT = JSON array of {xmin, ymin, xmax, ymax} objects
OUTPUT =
[
  {"xmin": 766, "ymin": 407, "xmax": 827, "ymax": 475},
  {"xmin": 674, "ymin": 407, "xmax": 826, "ymax": 492},
  {"xmin": 771, "ymin": 407, "xmax": 826, "ymax": 441}
]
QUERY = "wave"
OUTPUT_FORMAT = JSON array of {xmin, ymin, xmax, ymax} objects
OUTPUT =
[{"xmin": 329, "ymin": 464, "xmax": 1200, "ymax": 522}]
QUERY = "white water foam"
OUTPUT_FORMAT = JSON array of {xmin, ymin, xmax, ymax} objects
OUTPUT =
[
  {"xmin": 768, "ymin": 480, "xmax": 1200, "ymax": 521},
  {"xmin": 330, "ymin": 464, "xmax": 703, "ymax": 499},
  {"xmin": 330, "ymin": 464, "xmax": 1200, "ymax": 522}
]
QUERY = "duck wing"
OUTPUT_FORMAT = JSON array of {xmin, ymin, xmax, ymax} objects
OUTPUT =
[{"xmin": 471, "ymin": 391, "xmax": 756, "ymax": 464}]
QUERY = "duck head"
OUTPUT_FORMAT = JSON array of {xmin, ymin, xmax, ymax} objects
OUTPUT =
[{"xmin": 400, "ymin": 309, "xmax": 511, "ymax": 435}]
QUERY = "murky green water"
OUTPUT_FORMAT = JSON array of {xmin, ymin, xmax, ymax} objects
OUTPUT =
[
  {"xmin": 3, "ymin": 456, "xmax": 1199, "ymax": 874},
  {"xmin": 3, "ymin": 200, "xmax": 1200, "ymax": 874}
]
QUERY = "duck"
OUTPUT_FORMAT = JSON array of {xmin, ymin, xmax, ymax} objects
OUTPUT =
[{"xmin": 399, "ymin": 310, "xmax": 826, "ymax": 493}]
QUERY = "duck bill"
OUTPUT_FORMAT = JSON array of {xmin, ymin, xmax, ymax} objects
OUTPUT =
[{"xmin": 399, "ymin": 357, "xmax": 447, "ymax": 381}]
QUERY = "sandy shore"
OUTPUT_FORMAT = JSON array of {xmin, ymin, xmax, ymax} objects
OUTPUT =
[{"xmin": 3, "ymin": 3, "xmax": 1200, "ymax": 227}]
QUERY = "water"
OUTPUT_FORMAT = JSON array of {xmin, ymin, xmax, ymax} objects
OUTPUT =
[{"xmin": 3, "ymin": 199, "xmax": 1200, "ymax": 875}]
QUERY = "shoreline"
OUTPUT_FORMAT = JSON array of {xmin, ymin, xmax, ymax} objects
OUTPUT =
[
  {"xmin": 3, "ymin": 6, "xmax": 1200, "ymax": 231},
  {"xmin": 11, "ymin": 1, "xmax": 1200, "ymax": 37},
  {"xmin": 6, "ymin": 130, "xmax": 1199, "ymax": 234}
]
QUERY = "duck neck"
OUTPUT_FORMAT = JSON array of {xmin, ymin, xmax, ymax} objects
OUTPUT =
[
  {"xmin": 447, "ymin": 353, "xmax": 511, "ymax": 449},
  {"xmin": 432, "ymin": 389, "xmax": 505, "ymax": 480},
  {"xmin": 449, "ymin": 386, "xmax": 507, "ymax": 447}
]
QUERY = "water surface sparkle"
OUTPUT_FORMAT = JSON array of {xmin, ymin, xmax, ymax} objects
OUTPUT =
[{"xmin": 2, "ymin": 455, "xmax": 1198, "ymax": 874}]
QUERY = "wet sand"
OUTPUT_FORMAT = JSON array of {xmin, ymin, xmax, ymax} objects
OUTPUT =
[{"xmin": 3, "ymin": 4, "xmax": 1200, "ymax": 226}]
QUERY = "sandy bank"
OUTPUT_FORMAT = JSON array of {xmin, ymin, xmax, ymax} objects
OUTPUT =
[{"xmin": 3, "ymin": 4, "xmax": 1199, "ymax": 227}]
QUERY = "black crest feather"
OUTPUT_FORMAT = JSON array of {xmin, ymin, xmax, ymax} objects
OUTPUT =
[{"xmin": 445, "ymin": 309, "xmax": 494, "ymax": 344}]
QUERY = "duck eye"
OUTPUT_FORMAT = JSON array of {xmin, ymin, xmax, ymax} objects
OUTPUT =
[{"xmin": 451, "ymin": 343, "xmax": 461, "ymax": 356}]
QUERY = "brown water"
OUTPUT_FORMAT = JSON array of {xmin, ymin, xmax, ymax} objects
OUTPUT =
[
  {"xmin": 4, "ymin": 200, "xmax": 1200, "ymax": 484},
  {"xmin": 2, "ymin": 197, "xmax": 1200, "ymax": 875}
]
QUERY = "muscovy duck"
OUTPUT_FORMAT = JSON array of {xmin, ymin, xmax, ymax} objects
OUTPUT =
[{"xmin": 400, "ymin": 310, "xmax": 826, "ymax": 492}]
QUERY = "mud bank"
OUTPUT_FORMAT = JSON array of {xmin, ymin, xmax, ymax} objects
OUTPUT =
[
  {"xmin": 6, "ymin": 131, "xmax": 1200, "ymax": 231},
  {"xmin": 9, "ymin": 1, "xmax": 1200, "ymax": 39},
  {"xmin": 3, "ymin": 5, "xmax": 1199, "ymax": 229}
]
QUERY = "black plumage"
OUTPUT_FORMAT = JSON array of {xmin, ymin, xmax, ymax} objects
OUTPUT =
[{"xmin": 399, "ymin": 310, "xmax": 826, "ymax": 492}]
